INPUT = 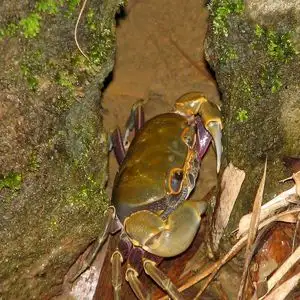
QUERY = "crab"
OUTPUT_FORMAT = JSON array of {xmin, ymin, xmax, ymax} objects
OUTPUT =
[{"xmin": 72, "ymin": 92, "xmax": 223, "ymax": 300}]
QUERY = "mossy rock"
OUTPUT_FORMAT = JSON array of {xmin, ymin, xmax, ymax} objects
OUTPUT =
[
  {"xmin": 0, "ymin": 0, "xmax": 124, "ymax": 298},
  {"xmin": 205, "ymin": 0, "xmax": 300, "ymax": 238}
]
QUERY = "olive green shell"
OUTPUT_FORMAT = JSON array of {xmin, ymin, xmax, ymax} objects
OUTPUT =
[{"xmin": 112, "ymin": 113, "xmax": 193, "ymax": 221}]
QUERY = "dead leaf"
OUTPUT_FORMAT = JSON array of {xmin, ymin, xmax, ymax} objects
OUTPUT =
[
  {"xmin": 238, "ymin": 186, "xmax": 297, "ymax": 238},
  {"xmin": 180, "ymin": 208, "xmax": 300, "ymax": 299},
  {"xmin": 293, "ymin": 171, "xmax": 300, "ymax": 197},
  {"xmin": 263, "ymin": 271, "xmax": 300, "ymax": 300},
  {"xmin": 211, "ymin": 163, "xmax": 245, "ymax": 253},
  {"xmin": 266, "ymin": 244, "xmax": 300, "ymax": 294},
  {"xmin": 237, "ymin": 160, "xmax": 267, "ymax": 299}
]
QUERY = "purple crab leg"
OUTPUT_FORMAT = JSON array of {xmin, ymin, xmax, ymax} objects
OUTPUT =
[
  {"xmin": 125, "ymin": 247, "xmax": 151, "ymax": 300},
  {"xmin": 134, "ymin": 105, "xmax": 145, "ymax": 132},
  {"xmin": 111, "ymin": 127, "xmax": 126, "ymax": 165},
  {"xmin": 123, "ymin": 102, "xmax": 145, "ymax": 150},
  {"xmin": 195, "ymin": 116, "xmax": 212, "ymax": 161}
]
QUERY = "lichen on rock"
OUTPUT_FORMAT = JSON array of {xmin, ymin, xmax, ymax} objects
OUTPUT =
[{"xmin": 0, "ymin": 0, "xmax": 124, "ymax": 298}]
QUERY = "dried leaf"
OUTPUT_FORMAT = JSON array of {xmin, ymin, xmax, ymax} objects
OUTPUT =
[
  {"xmin": 238, "ymin": 186, "xmax": 297, "ymax": 238},
  {"xmin": 178, "ymin": 208, "xmax": 300, "ymax": 299},
  {"xmin": 293, "ymin": 171, "xmax": 300, "ymax": 197},
  {"xmin": 263, "ymin": 271, "xmax": 300, "ymax": 300},
  {"xmin": 292, "ymin": 214, "xmax": 300, "ymax": 251},
  {"xmin": 276, "ymin": 213, "xmax": 298, "ymax": 223},
  {"xmin": 266, "ymin": 244, "xmax": 300, "ymax": 293},
  {"xmin": 237, "ymin": 160, "xmax": 267, "ymax": 299},
  {"xmin": 211, "ymin": 163, "xmax": 245, "ymax": 253}
]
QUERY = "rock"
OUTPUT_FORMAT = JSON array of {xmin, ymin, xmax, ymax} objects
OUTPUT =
[
  {"xmin": 0, "ymin": 0, "xmax": 123, "ymax": 298},
  {"xmin": 205, "ymin": 0, "xmax": 300, "ymax": 236}
]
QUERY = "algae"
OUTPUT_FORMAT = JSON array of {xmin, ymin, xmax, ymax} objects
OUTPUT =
[{"xmin": 0, "ymin": 172, "xmax": 22, "ymax": 191}]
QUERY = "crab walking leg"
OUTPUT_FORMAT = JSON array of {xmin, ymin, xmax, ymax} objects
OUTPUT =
[
  {"xmin": 126, "ymin": 268, "xmax": 151, "ymax": 300},
  {"xmin": 111, "ymin": 250, "xmax": 123, "ymax": 300},
  {"xmin": 134, "ymin": 104, "xmax": 145, "ymax": 131},
  {"xmin": 143, "ymin": 259, "xmax": 184, "ymax": 300},
  {"xmin": 111, "ymin": 127, "xmax": 126, "ymax": 165},
  {"xmin": 71, "ymin": 206, "xmax": 116, "ymax": 282},
  {"xmin": 194, "ymin": 116, "xmax": 212, "ymax": 161},
  {"xmin": 124, "ymin": 100, "xmax": 145, "ymax": 149}
]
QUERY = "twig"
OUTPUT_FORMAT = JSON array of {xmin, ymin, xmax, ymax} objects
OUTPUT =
[
  {"xmin": 292, "ymin": 214, "xmax": 300, "ymax": 252},
  {"xmin": 74, "ymin": 0, "xmax": 91, "ymax": 61}
]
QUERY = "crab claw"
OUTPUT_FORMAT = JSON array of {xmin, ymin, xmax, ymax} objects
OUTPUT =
[{"xmin": 206, "ymin": 121, "xmax": 222, "ymax": 173}]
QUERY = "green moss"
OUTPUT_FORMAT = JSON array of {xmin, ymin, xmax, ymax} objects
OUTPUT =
[
  {"xmin": 19, "ymin": 13, "xmax": 42, "ymax": 38},
  {"xmin": 28, "ymin": 152, "xmax": 41, "ymax": 171},
  {"xmin": 0, "ymin": 0, "xmax": 81, "ymax": 40},
  {"xmin": 210, "ymin": 0, "xmax": 244, "ymax": 37},
  {"xmin": 36, "ymin": 0, "xmax": 61, "ymax": 14},
  {"xmin": 219, "ymin": 45, "xmax": 238, "ymax": 62},
  {"xmin": 20, "ymin": 50, "xmax": 44, "ymax": 91},
  {"xmin": 82, "ymin": 4, "xmax": 116, "ymax": 67},
  {"xmin": 266, "ymin": 31, "xmax": 296, "ymax": 62},
  {"xmin": 253, "ymin": 25, "xmax": 298, "ymax": 94},
  {"xmin": 236, "ymin": 108, "xmax": 248, "ymax": 122},
  {"xmin": 254, "ymin": 25, "xmax": 296, "ymax": 62},
  {"xmin": 254, "ymin": 24, "xmax": 264, "ymax": 38},
  {"xmin": 66, "ymin": 0, "xmax": 81, "ymax": 13},
  {"xmin": 240, "ymin": 78, "xmax": 252, "ymax": 96},
  {"xmin": 0, "ymin": 172, "xmax": 22, "ymax": 190},
  {"xmin": 260, "ymin": 66, "xmax": 283, "ymax": 94},
  {"xmin": 89, "ymin": 26, "xmax": 114, "ymax": 65},
  {"xmin": 87, "ymin": 8, "xmax": 97, "ymax": 31},
  {"xmin": 0, "ymin": 23, "xmax": 18, "ymax": 40},
  {"xmin": 21, "ymin": 65, "xmax": 39, "ymax": 91},
  {"xmin": 56, "ymin": 70, "xmax": 77, "ymax": 91}
]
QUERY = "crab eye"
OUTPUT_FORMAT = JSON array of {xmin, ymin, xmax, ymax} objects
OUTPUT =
[{"xmin": 169, "ymin": 169, "xmax": 184, "ymax": 193}]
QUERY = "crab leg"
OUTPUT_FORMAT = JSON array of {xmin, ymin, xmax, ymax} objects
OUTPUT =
[
  {"xmin": 143, "ymin": 259, "xmax": 184, "ymax": 300},
  {"xmin": 126, "ymin": 268, "xmax": 150, "ymax": 300},
  {"xmin": 195, "ymin": 116, "xmax": 212, "ymax": 160},
  {"xmin": 124, "ymin": 101, "xmax": 145, "ymax": 149},
  {"xmin": 111, "ymin": 128, "xmax": 126, "ymax": 165},
  {"xmin": 198, "ymin": 101, "xmax": 222, "ymax": 173},
  {"xmin": 111, "ymin": 250, "xmax": 123, "ymax": 300},
  {"xmin": 134, "ymin": 103, "xmax": 145, "ymax": 131},
  {"xmin": 71, "ymin": 206, "xmax": 116, "ymax": 282},
  {"xmin": 175, "ymin": 93, "xmax": 222, "ymax": 172}
]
